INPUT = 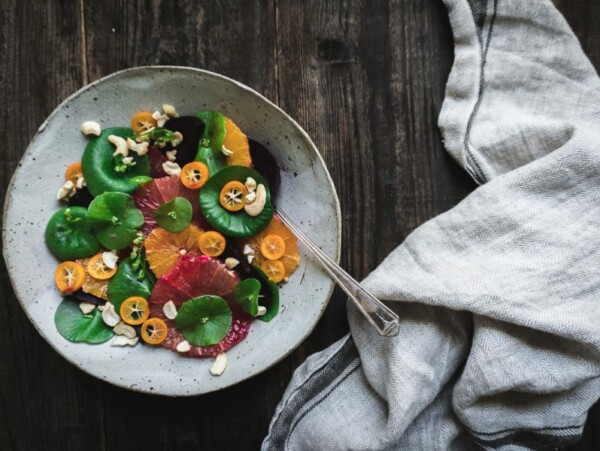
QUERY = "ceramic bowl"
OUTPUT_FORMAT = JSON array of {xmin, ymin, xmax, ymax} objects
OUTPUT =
[{"xmin": 3, "ymin": 66, "xmax": 341, "ymax": 396}]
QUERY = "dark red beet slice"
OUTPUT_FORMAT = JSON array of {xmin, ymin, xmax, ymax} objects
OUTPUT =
[
  {"xmin": 68, "ymin": 186, "xmax": 94, "ymax": 208},
  {"xmin": 149, "ymin": 254, "xmax": 252, "ymax": 357},
  {"xmin": 164, "ymin": 116, "xmax": 205, "ymax": 166},
  {"xmin": 249, "ymin": 139, "xmax": 281, "ymax": 200},
  {"xmin": 147, "ymin": 146, "xmax": 168, "ymax": 178}
]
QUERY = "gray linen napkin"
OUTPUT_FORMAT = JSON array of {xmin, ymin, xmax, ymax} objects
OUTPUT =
[{"xmin": 262, "ymin": 0, "xmax": 600, "ymax": 450}]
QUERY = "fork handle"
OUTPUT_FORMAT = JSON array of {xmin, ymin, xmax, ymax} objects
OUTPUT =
[{"xmin": 275, "ymin": 207, "xmax": 400, "ymax": 337}]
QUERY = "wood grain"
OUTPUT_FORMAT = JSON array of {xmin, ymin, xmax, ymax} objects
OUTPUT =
[{"xmin": 0, "ymin": 0, "xmax": 598, "ymax": 449}]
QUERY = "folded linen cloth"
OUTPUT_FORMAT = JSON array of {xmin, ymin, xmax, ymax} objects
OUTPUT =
[{"xmin": 262, "ymin": 0, "xmax": 600, "ymax": 450}]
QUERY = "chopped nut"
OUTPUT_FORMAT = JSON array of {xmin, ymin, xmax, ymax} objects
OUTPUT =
[
  {"xmin": 171, "ymin": 131, "xmax": 183, "ymax": 147},
  {"xmin": 111, "ymin": 336, "xmax": 139, "ymax": 347},
  {"xmin": 113, "ymin": 322, "xmax": 136, "ymax": 339},
  {"xmin": 210, "ymin": 352, "xmax": 228, "ymax": 376},
  {"xmin": 243, "ymin": 245, "xmax": 254, "ymax": 255},
  {"xmin": 102, "ymin": 251, "xmax": 119, "ymax": 270},
  {"xmin": 79, "ymin": 302, "xmax": 95, "ymax": 314},
  {"xmin": 245, "ymin": 191, "xmax": 256, "ymax": 204},
  {"xmin": 244, "ymin": 184, "xmax": 266, "ymax": 217},
  {"xmin": 101, "ymin": 302, "xmax": 120, "ymax": 327},
  {"xmin": 247, "ymin": 254, "xmax": 255, "ymax": 264},
  {"xmin": 245, "ymin": 177, "xmax": 257, "ymax": 192},
  {"xmin": 126, "ymin": 137, "xmax": 138, "ymax": 151},
  {"xmin": 80, "ymin": 121, "xmax": 101, "ymax": 136},
  {"xmin": 134, "ymin": 141, "xmax": 149, "ymax": 156},
  {"xmin": 176, "ymin": 340, "xmax": 191, "ymax": 353},
  {"xmin": 57, "ymin": 180, "xmax": 76, "ymax": 201},
  {"xmin": 225, "ymin": 258, "xmax": 240, "ymax": 269},
  {"xmin": 166, "ymin": 149, "xmax": 177, "ymax": 161},
  {"xmin": 256, "ymin": 306, "xmax": 267, "ymax": 317},
  {"xmin": 108, "ymin": 135, "xmax": 128, "ymax": 157},
  {"xmin": 221, "ymin": 145, "xmax": 234, "ymax": 157},
  {"xmin": 75, "ymin": 176, "xmax": 86, "ymax": 189},
  {"xmin": 162, "ymin": 161, "xmax": 181, "ymax": 176},
  {"xmin": 122, "ymin": 156, "xmax": 134, "ymax": 165},
  {"xmin": 152, "ymin": 110, "xmax": 162, "ymax": 120},
  {"xmin": 163, "ymin": 300, "xmax": 178, "ymax": 320},
  {"xmin": 162, "ymin": 104, "xmax": 178, "ymax": 118}
]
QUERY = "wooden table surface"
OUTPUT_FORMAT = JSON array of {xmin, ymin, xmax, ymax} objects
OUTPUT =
[{"xmin": 1, "ymin": 1, "xmax": 599, "ymax": 450}]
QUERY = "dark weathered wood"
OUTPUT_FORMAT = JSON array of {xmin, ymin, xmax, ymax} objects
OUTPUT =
[{"xmin": 0, "ymin": 0, "xmax": 599, "ymax": 450}]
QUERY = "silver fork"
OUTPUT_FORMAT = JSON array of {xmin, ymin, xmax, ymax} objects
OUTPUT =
[{"xmin": 274, "ymin": 206, "xmax": 400, "ymax": 337}]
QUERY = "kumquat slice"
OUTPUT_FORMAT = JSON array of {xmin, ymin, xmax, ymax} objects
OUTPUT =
[
  {"xmin": 141, "ymin": 318, "xmax": 168, "ymax": 345},
  {"xmin": 120, "ymin": 297, "xmax": 150, "ymax": 325},
  {"xmin": 65, "ymin": 162, "xmax": 83, "ymax": 184},
  {"xmin": 219, "ymin": 181, "xmax": 247, "ymax": 212},
  {"xmin": 87, "ymin": 253, "xmax": 118, "ymax": 280},
  {"xmin": 260, "ymin": 260, "xmax": 285, "ymax": 283},
  {"xmin": 131, "ymin": 111, "xmax": 157, "ymax": 135},
  {"xmin": 260, "ymin": 234, "xmax": 286, "ymax": 260},
  {"xmin": 54, "ymin": 261, "xmax": 86, "ymax": 293},
  {"xmin": 198, "ymin": 231, "xmax": 226, "ymax": 257},
  {"xmin": 180, "ymin": 162, "xmax": 210, "ymax": 190}
]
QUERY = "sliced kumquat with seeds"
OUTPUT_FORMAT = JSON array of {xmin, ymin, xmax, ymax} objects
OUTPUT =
[
  {"xmin": 219, "ymin": 181, "xmax": 247, "ymax": 212},
  {"xmin": 260, "ymin": 260, "xmax": 285, "ymax": 283},
  {"xmin": 131, "ymin": 111, "xmax": 157, "ymax": 135},
  {"xmin": 198, "ymin": 231, "xmax": 226, "ymax": 257},
  {"xmin": 260, "ymin": 234, "xmax": 286, "ymax": 260},
  {"xmin": 65, "ymin": 162, "xmax": 83, "ymax": 184},
  {"xmin": 54, "ymin": 261, "xmax": 86, "ymax": 293},
  {"xmin": 120, "ymin": 297, "xmax": 150, "ymax": 325},
  {"xmin": 87, "ymin": 253, "xmax": 118, "ymax": 280},
  {"xmin": 180, "ymin": 162, "xmax": 210, "ymax": 190},
  {"xmin": 141, "ymin": 318, "xmax": 168, "ymax": 345}
]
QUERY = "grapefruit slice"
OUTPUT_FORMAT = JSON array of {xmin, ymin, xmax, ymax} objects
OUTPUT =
[
  {"xmin": 75, "ymin": 257, "xmax": 109, "ymax": 300},
  {"xmin": 133, "ymin": 175, "xmax": 205, "ymax": 236},
  {"xmin": 223, "ymin": 117, "xmax": 252, "ymax": 167},
  {"xmin": 240, "ymin": 215, "xmax": 300, "ymax": 280},
  {"xmin": 144, "ymin": 225, "xmax": 203, "ymax": 278},
  {"xmin": 148, "ymin": 254, "xmax": 252, "ymax": 357}
]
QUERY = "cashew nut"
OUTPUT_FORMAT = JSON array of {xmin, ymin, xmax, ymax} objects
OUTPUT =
[
  {"xmin": 221, "ymin": 145, "xmax": 234, "ymax": 156},
  {"xmin": 101, "ymin": 302, "xmax": 120, "ymax": 327},
  {"xmin": 162, "ymin": 161, "xmax": 181, "ymax": 176},
  {"xmin": 225, "ymin": 258, "xmax": 240, "ymax": 269},
  {"xmin": 80, "ymin": 121, "xmax": 101, "ymax": 136},
  {"xmin": 245, "ymin": 177, "xmax": 257, "ymax": 192},
  {"xmin": 243, "ymin": 245, "xmax": 254, "ymax": 255},
  {"xmin": 163, "ymin": 300, "xmax": 178, "ymax": 320},
  {"xmin": 79, "ymin": 302, "xmax": 96, "ymax": 314},
  {"xmin": 75, "ymin": 176, "xmax": 86, "ymax": 189},
  {"xmin": 256, "ymin": 306, "xmax": 267, "ymax": 317},
  {"xmin": 245, "ymin": 191, "xmax": 256, "ymax": 204},
  {"xmin": 113, "ymin": 322, "xmax": 137, "ymax": 339},
  {"xmin": 122, "ymin": 156, "xmax": 134, "ymax": 165},
  {"xmin": 171, "ymin": 131, "xmax": 183, "ymax": 147},
  {"xmin": 111, "ymin": 336, "xmax": 139, "ymax": 347},
  {"xmin": 108, "ymin": 135, "xmax": 128, "ymax": 157},
  {"xmin": 210, "ymin": 352, "xmax": 228, "ymax": 376},
  {"xmin": 102, "ymin": 251, "xmax": 119, "ymax": 269},
  {"xmin": 56, "ymin": 180, "xmax": 76, "ymax": 201},
  {"xmin": 244, "ymin": 184, "xmax": 267, "ymax": 217},
  {"xmin": 176, "ymin": 340, "xmax": 191, "ymax": 353},
  {"xmin": 165, "ymin": 149, "xmax": 177, "ymax": 161},
  {"xmin": 162, "ymin": 104, "xmax": 178, "ymax": 118}
]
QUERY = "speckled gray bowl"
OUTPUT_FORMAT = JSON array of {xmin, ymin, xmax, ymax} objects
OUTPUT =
[{"xmin": 3, "ymin": 66, "xmax": 340, "ymax": 396}]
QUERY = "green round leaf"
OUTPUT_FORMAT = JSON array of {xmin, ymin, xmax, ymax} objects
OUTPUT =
[
  {"xmin": 55, "ymin": 297, "xmax": 113, "ymax": 344},
  {"xmin": 45, "ymin": 207, "xmax": 101, "ymax": 260},
  {"xmin": 107, "ymin": 257, "xmax": 154, "ymax": 312},
  {"xmin": 199, "ymin": 166, "xmax": 273, "ymax": 237},
  {"xmin": 88, "ymin": 192, "xmax": 144, "ymax": 249},
  {"xmin": 175, "ymin": 295, "xmax": 232, "ymax": 346},
  {"xmin": 233, "ymin": 278, "xmax": 261, "ymax": 317},
  {"xmin": 153, "ymin": 197, "xmax": 193, "ymax": 232},
  {"xmin": 196, "ymin": 111, "xmax": 226, "ymax": 153},
  {"xmin": 251, "ymin": 265, "xmax": 280, "ymax": 322},
  {"xmin": 82, "ymin": 127, "xmax": 151, "ymax": 196}
]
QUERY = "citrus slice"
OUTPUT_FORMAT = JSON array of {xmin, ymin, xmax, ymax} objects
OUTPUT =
[
  {"xmin": 260, "ymin": 234, "xmax": 286, "ymax": 260},
  {"xmin": 131, "ymin": 112, "xmax": 157, "ymax": 135},
  {"xmin": 76, "ymin": 257, "xmax": 109, "ymax": 300},
  {"xmin": 198, "ymin": 231, "xmax": 226, "ymax": 257},
  {"xmin": 120, "ymin": 296, "xmax": 150, "ymax": 325},
  {"xmin": 260, "ymin": 260, "xmax": 285, "ymax": 283},
  {"xmin": 144, "ymin": 224, "xmax": 203, "ymax": 278},
  {"xmin": 240, "ymin": 216, "xmax": 300, "ymax": 280},
  {"xmin": 65, "ymin": 162, "xmax": 83, "ymax": 184},
  {"xmin": 219, "ymin": 181, "xmax": 247, "ymax": 212},
  {"xmin": 87, "ymin": 253, "xmax": 118, "ymax": 280},
  {"xmin": 180, "ymin": 162, "xmax": 210, "ymax": 190},
  {"xmin": 223, "ymin": 117, "xmax": 252, "ymax": 167},
  {"xmin": 141, "ymin": 318, "xmax": 168, "ymax": 345},
  {"xmin": 55, "ymin": 261, "xmax": 86, "ymax": 293}
]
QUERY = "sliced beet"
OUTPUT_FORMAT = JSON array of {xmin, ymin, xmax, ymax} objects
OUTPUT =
[
  {"xmin": 249, "ymin": 139, "xmax": 281, "ymax": 200},
  {"xmin": 67, "ymin": 187, "xmax": 94, "ymax": 208},
  {"xmin": 73, "ymin": 290, "xmax": 106, "ymax": 306},
  {"xmin": 147, "ymin": 146, "xmax": 168, "ymax": 178},
  {"xmin": 164, "ymin": 116, "xmax": 205, "ymax": 165}
]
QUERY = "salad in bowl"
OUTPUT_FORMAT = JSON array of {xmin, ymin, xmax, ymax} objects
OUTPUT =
[{"xmin": 46, "ymin": 104, "xmax": 299, "ymax": 376}]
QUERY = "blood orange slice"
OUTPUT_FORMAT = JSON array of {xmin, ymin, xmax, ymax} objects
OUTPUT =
[
  {"xmin": 133, "ymin": 175, "xmax": 205, "ymax": 236},
  {"xmin": 144, "ymin": 225, "xmax": 203, "ymax": 278},
  {"xmin": 223, "ymin": 117, "xmax": 252, "ymax": 167},
  {"xmin": 149, "ymin": 254, "xmax": 252, "ymax": 357},
  {"xmin": 240, "ymin": 215, "xmax": 300, "ymax": 280}
]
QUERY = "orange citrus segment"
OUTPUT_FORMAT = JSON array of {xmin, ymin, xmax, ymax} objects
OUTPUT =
[
  {"xmin": 180, "ymin": 162, "xmax": 210, "ymax": 190},
  {"xmin": 87, "ymin": 253, "xmax": 117, "ymax": 280},
  {"xmin": 120, "ymin": 297, "xmax": 150, "ymax": 325},
  {"xmin": 141, "ymin": 318, "xmax": 168, "ymax": 345},
  {"xmin": 131, "ymin": 111, "xmax": 157, "ymax": 135},
  {"xmin": 54, "ymin": 261, "xmax": 86, "ymax": 293},
  {"xmin": 260, "ymin": 234, "xmax": 286, "ymax": 260},
  {"xmin": 144, "ymin": 224, "xmax": 203, "ymax": 278},
  {"xmin": 260, "ymin": 260, "xmax": 285, "ymax": 283},
  {"xmin": 76, "ymin": 257, "xmax": 109, "ymax": 300},
  {"xmin": 219, "ymin": 181, "xmax": 247, "ymax": 212},
  {"xmin": 240, "ymin": 216, "xmax": 300, "ymax": 280},
  {"xmin": 65, "ymin": 162, "xmax": 83, "ymax": 184},
  {"xmin": 198, "ymin": 231, "xmax": 226, "ymax": 257},
  {"xmin": 223, "ymin": 117, "xmax": 252, "ymax": 167}
]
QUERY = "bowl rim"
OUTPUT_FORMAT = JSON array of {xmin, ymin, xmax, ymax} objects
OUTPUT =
[{"xmin": 2, "ymin": 65, "xmax": 342, "ymax": 396}]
